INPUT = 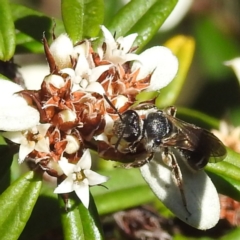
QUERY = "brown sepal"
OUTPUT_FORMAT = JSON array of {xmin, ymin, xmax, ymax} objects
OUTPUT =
[{"xmin": 42, "ymin": 34, "xmax": 58, "ymax": 74}]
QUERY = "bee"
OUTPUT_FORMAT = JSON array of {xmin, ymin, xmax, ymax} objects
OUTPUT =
[
  {"xmin": 111, "ymin": 104, "xmax": 226, "ymax": 171},
  {"xmin": 104, "ymin": 95, "xmax": 226, "ymax": 225}
]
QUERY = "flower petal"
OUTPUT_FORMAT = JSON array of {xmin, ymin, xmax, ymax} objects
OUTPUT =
[
  {"xmin": 35, "ymin": 137, "xmax": 50, "ymax": 153},
  {"xmin": 224, "ymin": 57, "xmax": 240, "ymax": 83},
  {"xmin": 19, "ymin": 141, "xmax": 35, "ymax": 163},
  {"xmin": 49, "ymin": 34, "xmax": 73, "ymax": 69},
  {"xmin": 140, "ymin": 153, "xmax": 220, "ymax": 230},
  {"xmin": 77, "ymin": 149, "xmax": 92, "ymax": 170},
  {"xmin": 58, "ymin": 157, "xmax": 76, "ymax": 176},
  {"xmin": 74, "ymin": 180, "xmax": 90, "ymax": 208},
  {"xmin": 0, "ymin": 80, "xmax": 40, "ymax": 131},
  {"xmin": 20, "ymin": 64, "xmax": 48, "ymax": 90},
  {"xmin": 85, "ymin": 82, "xmax": 106, "ymax": 95},
  {"xmin": 1, "ymin": 131, "xmax": 24, "ymax": 144},
  {"xmin": 132, "ymin": 46, "xmax": 178, "ymax": 91},
  {"xmin": 89, "ymin": 65, "xmax": 111, "ymax": 83},
  {"xmin": 37, "ymin": 123, "xmax": 51, "ymax": 136},
  {"xmin": 117, "ymin": 33, "xmax": 138, "ymax": 53},
  {"xmin": 84, "ymin": 169, "xmax": 108, "ymax": 185},
  {"xmin": 54, "ymin": 176, "xmax": 75, "ymax": 194},
  {"xmin": 100, "ymin": 25, "xmax": 116, "ymax": 47}
]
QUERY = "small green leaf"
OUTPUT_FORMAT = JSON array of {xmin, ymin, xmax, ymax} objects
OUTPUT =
[
  {"xmin": 0, "ymin": 74, "xmax": 9, "ymax": 80},
  {"xmin": 61, "ymin": 0, "xmax": 84, "ymax": 43},
  {"xmin": 0, "ymin": 0, "xmax": 16, "ymax": 60},
  {"xmin": 107, "ymin": 0, "xmax": 157, "ymax": 38},
  {"xmin": 207, "ymin": 171, "xmax": 240, "ymax": 201},
  {"xmin": 176, "ymin": 107, "xmax": 220, "ymax": 129},
  {"xmin": 78, "ymin": 194, "xmax": 104, "ymax": 240},
  {"xmin": 206, "ymin": 148, "xmax": 240, "ymax": 201},
  {"xmin": 59, "ymin": 192, "xmax": 104, "ymax": 240},
  {"xmin": 10, "ymin": 4, "xmax": 64, "ymax": 54},
  {"xmin": 156, "ymin": 35, "xmax": 195, "ymax": 107},
  {"xmin": 59, "ymin": 194, "xmax": 84, "ymax": 240},
  {"xmin": 106, "ymin": 0, "xmax": 177, "ymax": 51},
  {"xmin": 220, "ymin": 228, "xmax": 240, "ymax": 240},
  {"xmin": 129, "ymin": 0, "xmax": 178, "ymax": 52},
  {"xmin": 83, "ymin": 0, "xmax": 104, "ymax": 38},
  {"xmin": 0, "ymin": 171, "xmax": 42, "ymax": 240},
  {"xmin": 61, "ymin": 0, "xmax": 104, "ymax": 43},
  {"xmin": 19, "ymin": 195, "xmax": 62, "ymax": 240}
]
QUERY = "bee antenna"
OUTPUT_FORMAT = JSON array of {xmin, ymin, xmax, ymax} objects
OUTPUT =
[{"xmin": 103, "ymin": 94, "xmax": 123, "ymax": 121}]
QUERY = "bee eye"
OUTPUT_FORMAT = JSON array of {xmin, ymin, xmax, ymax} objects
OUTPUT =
[{"xmin": 154, "ymin": 138, "xmax": 161, "ymax": 145}]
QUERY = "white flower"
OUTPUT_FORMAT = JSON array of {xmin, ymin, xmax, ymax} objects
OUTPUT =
[
  {"xmin": 99, "ymin": 26, "xmax": 178, "ymax": 92},
  {"xmin": 60, "ymin": 65, "xmax": 107, "ymax": 94},
  {"xmin": 54, "ymin": 149, "xmax": 108, "ymax": 208},
  {"xmin": 131, "ymin": 46, "xmax": 178, "ymax": 91},
  {"xmin": 99, "ymin": 25, "xmax": 139, "ymax": 65},
  {"xmin": 224, "ymin": 57, "xmax": 240, "ymax": 83},
  {"xmin": 2, "ymin": 123, "xmax": 51, "ymax": 163},
  {"xmin": 140, "ymin": 152, "xmax": 220, "ymax": 230},
  {"xmin": 49, "ymin": 34, "xmax": 74, "ymax": 69},
  {"xmin": 0, "ymin": 80, "xmax": 40, "ymax": 131}
]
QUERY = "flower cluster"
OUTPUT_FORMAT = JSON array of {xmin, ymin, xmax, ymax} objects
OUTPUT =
[{"xmin": 0, "ymin": 26, "xmax": 178, "ymax": 208}]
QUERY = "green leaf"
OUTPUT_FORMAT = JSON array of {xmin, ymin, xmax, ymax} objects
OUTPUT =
[
  {"xmin": 78, "ymin": 194, "xmax": 104, "ymax": 240},
  {"xmin": 82, "ymin": 0, "xmax": 104, "ymax": 38},
  {"xmin": 107, "ymin": 0, "xmax": 177, "ymax": 51},
  {"xmin": 176, "ymin": 107, "xmax": 220, "ymax": 129},
  {"xmin": 129, "ymin": 0, "xmax": 178, "ymax": 52},
  {"xmin": 156, "ymin": 35, "xmax": 195, "ymax": 107},
  {"xmin": 0, "ymin": 0, "xmax": 16, "ymax": 60},
  {"xmin": 59, "ymin": 192, "xmax": 104, "ymax": 240},
  {"xmin": 107, "ymin": 0, "xmax": 157, "ymax": 38},
  {"xmin": 206, "ymin": 148, "xmax": 240, "ymax": 201},
  {"xmin": 91, "ymin": 168, "xmax": 155, "ymax": 215},
  {"xmin": 10, "ymin": 4, "xmax": 64, "ymax": 54},
  {"xmin": 0, "ymin": 74, "xmax": 9, "ymax": 80},
  {"xmin": 220, "ymin": 228, "xmax": 240, "ymax": 240},
  {"xmin": 0, "ymin": 171, "xmax": 42, "ymax": 240},
  {"xmin": 61, "ymin": 0, "xmax": 104, "ymax": 43},
  {"xmin": 59, "ymin": 194, "xmax": 84, "ymax": 240},
  {"xmin": 19, "ymin": 195, "xmax": 62, "ymax": 240}
]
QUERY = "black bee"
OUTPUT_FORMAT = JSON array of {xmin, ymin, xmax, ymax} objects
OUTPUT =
[
  {"xmin": 112, "ymin": 104, "xmax": 226, "ymax": 170},
  {"xmin": 104, "ymin": 95, "xmax": 226, "ymax": 216}
]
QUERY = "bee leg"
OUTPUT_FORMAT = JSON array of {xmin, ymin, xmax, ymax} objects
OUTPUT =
[
  {"xmin": 162, "ymin": 148, "xmax": 191, "ymax": 216},
  {"xmin": 124, "ymin": 152, "xmax": 154, "ymax": 168},
  {"xmin": 164, "ymin": 106, "xmax": 177, "ymax": 117}
]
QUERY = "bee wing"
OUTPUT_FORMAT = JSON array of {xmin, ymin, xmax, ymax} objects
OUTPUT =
[{"xmin": 163, "ymin": 114, "xmax": 226, "ymax": 161}]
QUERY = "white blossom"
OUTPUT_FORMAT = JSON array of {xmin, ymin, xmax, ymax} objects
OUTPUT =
[
  {"xmin": 225, "ymin": 57, "xmax": 240, "ymax": 84},
  {"xmin": 2, "ymin": 123, "xmax": 51, "ymax": 163},
  {"xmin": 49, "ymin": 34, "xmax": 74, "ymax": 69},
  {"xmin": 0, "ymin": 80, "xmax": 40, "ymax": 131},
  {"xmin": 140, "ymin": 152, "xmax": 220, "ymax": 230},
  {"xmin": 99, "ymin": 25, "xmax": 139, "ymax": 64},
  {"xmin": 54, "ymin": 149, "xmax": 108, "ymax": 208},
  {"xmin": 131, "ymin": 46, "xmax": 178, "ymax": 91}
]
